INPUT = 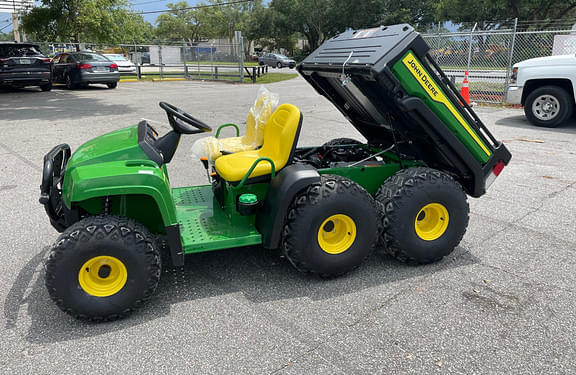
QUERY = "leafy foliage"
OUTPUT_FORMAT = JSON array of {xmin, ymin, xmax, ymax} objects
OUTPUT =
[
  {"xmin": 437, "ymin": 0, "xmax": 576, "ymax": 30},
  {"xmin": 21, "ymin": 0, "xmax": 154, "ymax": 43},
  {"xmin": 0, "ymin": 30, "xmax": 14, "ymax": 41}
]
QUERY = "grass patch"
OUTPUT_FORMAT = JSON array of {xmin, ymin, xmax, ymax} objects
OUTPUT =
[
  {"xmin": 120, "ymin": 72, "xmax": 298, "ymax": 84},
  {"xmin": 439, "ymin": 65, "xmax": 507, "ymax": 71}
]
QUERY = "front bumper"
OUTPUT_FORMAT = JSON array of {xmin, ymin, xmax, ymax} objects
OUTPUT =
[
  {"xmin": 40, "ymin": 144, "xmax": 72, "ymax": 232},
  {"xmin": 506, "ymin": 85, "xmax": 523, "ymax": 105}
]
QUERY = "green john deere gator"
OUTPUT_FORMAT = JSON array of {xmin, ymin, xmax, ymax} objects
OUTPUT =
[{"xmin": 40, "ymin": 24, "xmax": 511, "ymax": 320}]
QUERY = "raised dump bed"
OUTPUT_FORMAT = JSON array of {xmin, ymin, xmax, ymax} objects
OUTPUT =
[{"xmin": 298, "ymin": 24, "xmax": 511, "ymax": 197}]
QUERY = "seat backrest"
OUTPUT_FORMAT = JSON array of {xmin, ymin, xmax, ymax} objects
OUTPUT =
[
  {"xmin": 243, "ymin": 93, "xmax": 276, "ymax": 147},
  {"xmin": 259, "ymin": 104, "xmax": 302, "ymax": 169}
]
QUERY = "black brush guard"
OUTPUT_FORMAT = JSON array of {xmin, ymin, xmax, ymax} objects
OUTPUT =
[{"xmin": 39, "ymin": 144, "xmax": 71, "ymax": 232}]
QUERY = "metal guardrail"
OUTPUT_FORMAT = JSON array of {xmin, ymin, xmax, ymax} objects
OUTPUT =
[{"xmin": 118, "ymin": 64, "xmax": 268, "ymax": 83}]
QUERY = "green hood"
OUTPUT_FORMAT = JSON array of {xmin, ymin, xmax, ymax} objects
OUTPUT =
[{"xmin": 67, "ymin": 125, "xmax": 148, "ymax": 168}]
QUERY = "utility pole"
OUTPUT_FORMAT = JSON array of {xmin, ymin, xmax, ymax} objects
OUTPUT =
[{"xmin": 11, "ymin": 12, "xmax": 20, "ymax": 42}]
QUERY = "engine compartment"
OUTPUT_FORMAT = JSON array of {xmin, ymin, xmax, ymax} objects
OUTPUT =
[{"xmin": 293, "ymin": 140, "xmax": 379, "ymax": 169}]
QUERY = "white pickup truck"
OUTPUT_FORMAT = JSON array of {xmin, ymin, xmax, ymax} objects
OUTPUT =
[{"xmin": 506, "ymin": 54, "xmax": 575, "ymax": 127}]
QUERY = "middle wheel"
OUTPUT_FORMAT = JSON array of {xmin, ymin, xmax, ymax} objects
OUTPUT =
[{"xmin": 282, "ymin": 175, "xmax": 379, "ymax": 277}]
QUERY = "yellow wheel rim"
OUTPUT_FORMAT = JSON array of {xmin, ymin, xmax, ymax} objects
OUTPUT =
[
  {"xmin": 317, "ymin": 214, "xmax": 357, "ymax": 254},
  {"xmin": 78, "ymin": 256, "xmax": 128, "ymax": 297},
  {"xmin": 414, "ymin": 203, "xmax": 449, "ymax": 241}
]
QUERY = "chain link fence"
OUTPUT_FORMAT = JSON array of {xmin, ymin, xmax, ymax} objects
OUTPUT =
[
  {"xmin": 29, "ymin": 32, "xmax": 267, "ymax": 83},
  {"xmin": 423, "ymin": 22, "xmax": 576, "ymax": 104}
]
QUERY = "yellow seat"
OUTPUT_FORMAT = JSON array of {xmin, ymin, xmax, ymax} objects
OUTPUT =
[
  {"xmin": 215, "ymin": 104, "xmax": 302, "ymax": 182},
  {"xmin": 191, "ymin": 88, "xmax": 278, "ymax": 161}
]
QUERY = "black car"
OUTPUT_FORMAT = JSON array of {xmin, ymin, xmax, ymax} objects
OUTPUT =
[
  {"xmin": 52, "ymin": 52, "xmax": 120, "ymax": 89},
  {"xmin": 0, "ymin": 42, "xmax": 52, "ymax": 91}
]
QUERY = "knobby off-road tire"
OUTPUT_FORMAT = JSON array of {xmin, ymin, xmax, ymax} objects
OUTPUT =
[
  {"xmin": 376, "ymin": 167, "xmax": 469, "ymax": 264},
  {"xmin": 45, "ymin": 215, "xmax": 162, "ymax": 321},
  {"xmin": 524, "ymin": 85, "xmax": 573, "ymax": 128},
  {"xmin": 282, "ymin": 175, "xmax": 379, "ymax": 278}
]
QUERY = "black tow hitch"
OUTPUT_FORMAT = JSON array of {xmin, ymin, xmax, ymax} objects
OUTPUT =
[{"xmin": 40, "ymin": 144, "xmax": 72, "ymax": 232}]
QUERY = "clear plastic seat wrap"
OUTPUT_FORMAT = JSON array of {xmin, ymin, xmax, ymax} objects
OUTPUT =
[{"xmin": 192, "ymin": 87, "xmax": 279, "ymax": 161}]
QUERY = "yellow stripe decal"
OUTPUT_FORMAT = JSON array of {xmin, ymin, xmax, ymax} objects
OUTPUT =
[{"xmin": 401, "ymin": 52, "xmax": 491, "ymax": 157}]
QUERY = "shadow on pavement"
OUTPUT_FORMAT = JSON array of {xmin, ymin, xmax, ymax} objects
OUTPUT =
[
  {"xmin": 495, "ymin": 114, "xmax": 576, "ymax": 133},
  {"xmin": 0, "ymin": 85, "xmax": 133, "ymax": 122},
  {"xmin": 4, "ymin": 244, "xmax": 479, "ymax": 344}
]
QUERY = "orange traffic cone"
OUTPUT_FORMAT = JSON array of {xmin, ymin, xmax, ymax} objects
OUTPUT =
[{"xmin": 460, "ymin": 70, "xmax": 470, "ymax": 105}]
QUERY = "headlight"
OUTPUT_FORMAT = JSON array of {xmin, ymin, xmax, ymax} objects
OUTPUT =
[{"xmin": 510, "ymin": 67, "xmax": 518, "ymax": 84}]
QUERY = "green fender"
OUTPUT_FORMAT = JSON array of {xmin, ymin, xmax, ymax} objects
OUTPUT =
[{"xmin": 62, "ymin": 160, "xmax": 177, "ymax": 228}]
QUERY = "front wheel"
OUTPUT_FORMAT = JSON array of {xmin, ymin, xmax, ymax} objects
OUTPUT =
[
  {"xmin": 524, "ymin": 85, "xmax": 573, "ymax": 128},
  {"xmin": 45, "ymin": 215, "xmax": 161, "ymax": 321},
  {"xmin": 376, "ymin": 167, "xmax": 469, "ymax": 264},
  {"xmin": 65, "ymin": 74, "xmax": 76, "ymax": 90},
  {"xmin": 107, "ymin": 82, "xmax": 118, "ymax": 89},
  {"xmin": 282, "ymin": 175, "xmax": 379, "ymax": 277}
]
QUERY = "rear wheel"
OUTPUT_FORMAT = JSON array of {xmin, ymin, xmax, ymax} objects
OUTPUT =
[
  {"xmin": 276, "ymin": 62, "xmax": 282, "ymax": 69},
  {"xmin": 524, "ymin": 85, "xmax": 573, "ymax": 128},
  {"xmin": 376, "ymin": 167, "xmax": 469, "ymax": 264},
  {"xmin": 40, "ymin": 83, "xmax": 52, "ymax": 92},
  {"xmin": 45, "ymin": 215, "xmax": 161, "ymax": 321},
  {"xmin": 107, "ymin": 82, "xmax": 118, "ymax": 89},
  {"xmin": 282, "ymin": 175, "xmax": 378, "ymax": 277}
]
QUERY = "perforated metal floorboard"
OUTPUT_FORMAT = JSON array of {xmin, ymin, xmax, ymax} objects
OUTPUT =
[{"xmin": 172, "ymin": 186, "xmax": 262, "ymax": 253}]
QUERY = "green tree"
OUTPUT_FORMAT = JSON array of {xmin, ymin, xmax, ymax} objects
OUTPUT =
[
  {"xmin": 0, "ymin": 30, "xmax": 14, "ymax": 41},
  {"xmin": 437, "ymin": 0, "xmax": 576, "ymax": 29},
  {"xmin": 21, "ymin": 0, "xmax": 153, "ymax": 43},
  {"xmin": 268, "ymin": 0, "xmax": 437, "ymax": 52},
  {"xmin": 156, "ymin": 2, "xmax": 205, "ymax": 43}
]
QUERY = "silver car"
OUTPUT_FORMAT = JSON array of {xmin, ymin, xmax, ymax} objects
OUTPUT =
[
  {"xmin": 52, "ymin": 52, "xmax": 120, "ymax": 89},
  {"xmin": 258, "ymin": 53, "xmax": 296, "ymax": 69}
]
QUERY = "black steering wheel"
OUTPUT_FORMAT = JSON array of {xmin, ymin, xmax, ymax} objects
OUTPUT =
[{"xmin": 159, "ymin": 101, "xmax": 212, "ymax": 134}]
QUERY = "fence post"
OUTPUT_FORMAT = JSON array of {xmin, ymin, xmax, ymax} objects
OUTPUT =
[
  {"xmin": 466, "ymin": 23, "xmax": 477, "ymax": 72},
  {"xmin": 215, "ymin": 66, "xmax": 218, "ymax": 79},
  {"xmin": 159, "ymin": 44, "xmax": 163, "ymax": 80},
  {"xmin": 183, "ymin": 42, "xmax": 188, "ymax": 79},
  {"xmin": 136, "ymin": 65, "xmax": 142, "ymax": 80},
  {"xmin": 436, "ymin": 21, "xmax": 441, "ymax": 62},
  {"xmin": 504, "ymin": 18, "xmax": 519, "ymax": 90},
  {"xmin": 235, "ymin": 31, "xmax": 244, "ymax": 82},
  {"xmin": 252, "ymin": 67, "xmax": 256, "ymax": 83}
]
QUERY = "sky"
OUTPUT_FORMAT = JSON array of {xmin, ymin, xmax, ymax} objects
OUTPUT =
[{"xmin": 130, "ymin": 0, "xmax": 204, "ymax": 24}]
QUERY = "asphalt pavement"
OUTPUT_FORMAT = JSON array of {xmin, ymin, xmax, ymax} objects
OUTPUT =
[{"xmin": 1, "ymin": 77, "xmax": 575, "ymax": 374}]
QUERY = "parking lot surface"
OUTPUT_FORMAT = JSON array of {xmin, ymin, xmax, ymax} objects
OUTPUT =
[{"xmin": 1, "ymin": 78, "xmax": 575, "ymax": 374}]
